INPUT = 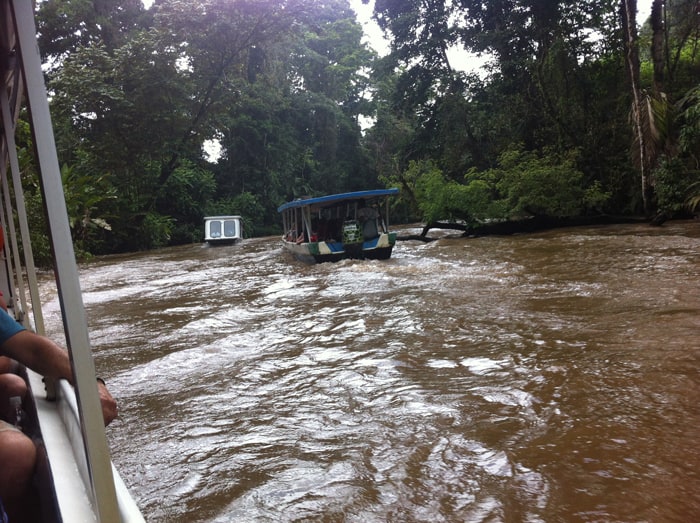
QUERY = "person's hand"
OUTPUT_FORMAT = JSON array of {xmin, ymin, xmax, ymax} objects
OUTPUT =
[{"xmin": 97, "ymin": 381, "xmax": 118, "ymax": 426}]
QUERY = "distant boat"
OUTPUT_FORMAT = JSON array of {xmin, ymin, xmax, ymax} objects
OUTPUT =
[
  {"xmin": 204, "ymin": 215, "xmax": 243, "ymax": 245},
  {"xmin": 278, "ymin": 189, "xmax": 399, "ymax": 263}
]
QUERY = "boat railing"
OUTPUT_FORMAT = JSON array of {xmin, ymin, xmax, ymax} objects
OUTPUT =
[
  {"xmin": 2, "ymin": 1, "xmax": 146, "ymax": 520},
  {"xmin": 26, "ymin": 370, "xmax": 145, "ymax": 522},
  {"xmin": 55, "ymin": 377, "xmax": 144, "ymax": 521}
]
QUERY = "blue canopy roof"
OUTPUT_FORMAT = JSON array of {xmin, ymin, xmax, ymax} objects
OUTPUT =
[{"xmin": 277, "ymin": 188, "xmax": 399, "ymax": 213}]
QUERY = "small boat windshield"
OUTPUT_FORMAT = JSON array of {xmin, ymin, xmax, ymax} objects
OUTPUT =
[
  {"xmin": 209, "ymin": 221, "xmax": 223, "ymax": 238},
  {"xmin": 206, "ymin": 216, "xmax": 241, "ymax": 240},
  {"xmin": 223, "ymin": 220, "xmax": 239, "ymax": 237}
]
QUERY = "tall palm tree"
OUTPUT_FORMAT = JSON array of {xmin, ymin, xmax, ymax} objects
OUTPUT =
[
  {"xmin": 621, "ymin": 0, "xmax": 655, "ymax": 215},
  {"xmin": 622, "ymin": 0, "xmax": 673, "ymax": 216}
]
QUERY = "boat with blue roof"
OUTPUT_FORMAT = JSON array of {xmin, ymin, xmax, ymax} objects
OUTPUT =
[{"xmin": 278, "ymin": 189, "xmax": 400, "ymax": 263}]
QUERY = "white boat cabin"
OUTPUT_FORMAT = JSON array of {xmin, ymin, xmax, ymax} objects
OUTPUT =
[{"xmin": 204, "ymin": 215, "xmax": 243, "ymax": 245}]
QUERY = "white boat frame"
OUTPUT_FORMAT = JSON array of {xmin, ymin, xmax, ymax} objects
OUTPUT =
[{"xmin": 1, "ymin": 1, "xmax": 144, "ymax": 521}]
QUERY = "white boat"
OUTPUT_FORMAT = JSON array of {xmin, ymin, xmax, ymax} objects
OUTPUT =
[
  {"xmin": 278, "ymin": 189, "xmax": 399, "ymax": 263},
  {"xmin": 1, "ymin": 1, "xmax": 144, "ymax": 521},
  {"xmin": 204, "ymin": 215, "xmax": 243, "ymax": 245}
]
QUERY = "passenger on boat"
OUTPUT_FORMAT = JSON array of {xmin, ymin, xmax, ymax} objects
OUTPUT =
[
  {"xmin": 0, "ymin": 309, "xmax": 118, "ymax": 521},
  {"xmin": 0, "ymin": 292, "xmax": 25, "ymax": 442},
  {"xmin": 357, "ymin": 207, "xmax": 381, "ymax": 240},
  {"xmin": 0, "ymin": 358, "xmax": 25, "ymax": 427},
  {"xmin": 357, "ymin": 206, "xmax": 378, "ymax": 222},
  {"xmin": 315, "ymin": 219, "xmax": 329, "ymax": 242}
]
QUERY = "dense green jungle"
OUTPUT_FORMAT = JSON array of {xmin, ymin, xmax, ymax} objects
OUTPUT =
[{"xmin": 16, "ymin": 0, "xmax": 700, "ymax": 263}]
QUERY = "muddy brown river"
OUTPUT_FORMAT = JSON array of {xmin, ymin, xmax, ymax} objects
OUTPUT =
[{"xmin": 41, "ymin": 221, "xmax": 700, "ymax": 522}]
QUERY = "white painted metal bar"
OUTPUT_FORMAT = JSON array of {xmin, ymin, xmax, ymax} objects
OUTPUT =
[
  {"xmin": 0, "ymin": 144, "xmax": 18, "ymax": 308},
  {"xmin": 0, "ymin": 91, "xmax": 34, "ymax": 326},
  {"xmin": 0, "ymin": 9, "xmax": 26, "ymax": 315}
]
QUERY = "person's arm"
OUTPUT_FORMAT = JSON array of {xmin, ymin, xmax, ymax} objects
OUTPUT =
[{"xmin": 2, "ymin": 330, "xmax": 118, "ymax": 425}]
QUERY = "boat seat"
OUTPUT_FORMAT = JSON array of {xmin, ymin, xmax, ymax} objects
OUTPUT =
[{"xmin": 363, "ymin": 219, "xmax": 379, "ymax": 240}]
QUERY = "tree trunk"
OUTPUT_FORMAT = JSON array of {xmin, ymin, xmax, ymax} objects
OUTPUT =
[
  {"xmin": 621, "ymin": 0, "xmax": 653, "ymax": 216},
  {"xmin": 650, "ymin": 0, "xmax": 666, "ymax": 95}
]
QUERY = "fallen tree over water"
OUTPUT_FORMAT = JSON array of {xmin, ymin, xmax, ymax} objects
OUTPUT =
[{"xmin": 396, "ymin": 215, "xmax": 652, "ymax": 242}]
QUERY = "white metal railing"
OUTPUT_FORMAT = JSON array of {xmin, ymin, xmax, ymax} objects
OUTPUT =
[{"xmin": 1, "ymin": 1, "xmax": 146, "ymax": 521}]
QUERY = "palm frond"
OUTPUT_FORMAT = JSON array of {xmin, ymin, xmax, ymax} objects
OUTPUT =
[{"xmin": 686, "ymin": 180, "xmax": 700, "ymax": 212}]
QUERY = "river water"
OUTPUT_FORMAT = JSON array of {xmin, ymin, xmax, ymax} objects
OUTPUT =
[{"xmin": 41, "ymin": 221, "xmax": 700, "ymax": 522}]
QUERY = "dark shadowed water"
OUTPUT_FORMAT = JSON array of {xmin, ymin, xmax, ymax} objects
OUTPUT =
[{"xmin": 40, "ymin": 221, "xmax": 700, "ymax": 522}]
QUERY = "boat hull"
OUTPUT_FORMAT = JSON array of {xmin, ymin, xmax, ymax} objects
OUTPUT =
[
  {"xmin": 281, "ymin": 232, "xmax": 397, "ymax": 264},
  {"xmin": 205, "ymin": 237, "xmax": 241, "ymax": 246}
]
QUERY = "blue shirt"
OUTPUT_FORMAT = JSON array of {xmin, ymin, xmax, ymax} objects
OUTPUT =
[{"xmin": 0, "ymin": 309, "xmax": 25, "ymax": 345}]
